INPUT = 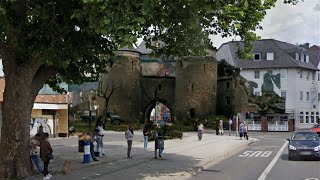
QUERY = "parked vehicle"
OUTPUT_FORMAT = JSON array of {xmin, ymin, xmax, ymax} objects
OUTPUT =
[
  {"xmin": 106, "ymin": 112, "xmax": 123, "ymax": 125},
  {"xmin": 310, "ymin": 124, "xmax": 320, "ymax": 136},
  {"xmin": 287, "ymin": 131, "xmax": 320, "ymax": 160},
  {"xmin": 80, "ymin": 114, "xmax": 96, "ymax": 122}
]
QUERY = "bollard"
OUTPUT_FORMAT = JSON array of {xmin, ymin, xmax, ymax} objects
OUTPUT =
[{"xmin": 83, "ymin": 141, "xmax": 90, "ymax": 163}]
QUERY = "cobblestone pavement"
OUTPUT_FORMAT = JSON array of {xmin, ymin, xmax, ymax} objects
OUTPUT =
[{"xmin": 25, "ymin": 130, "xmax": 257, "ymax": 180}]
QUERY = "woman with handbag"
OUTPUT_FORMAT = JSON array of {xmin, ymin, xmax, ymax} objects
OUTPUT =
[{"xmin": 40, "ymin": 133, "xmax": 53, "ymax": 180}]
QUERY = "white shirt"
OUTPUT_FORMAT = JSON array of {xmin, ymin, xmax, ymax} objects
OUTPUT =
[
  {"xmin": 198, "ymin": 124, "xmax": 204, "ymax": 131},
  {"xmin": 97, "ymin": 126, "xmax": 104, "ymax": 136}
]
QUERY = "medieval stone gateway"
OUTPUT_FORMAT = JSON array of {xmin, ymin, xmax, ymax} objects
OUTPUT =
[{"xmin": 99, "ymin": 49, "xmax": 217, "ymax": 123}]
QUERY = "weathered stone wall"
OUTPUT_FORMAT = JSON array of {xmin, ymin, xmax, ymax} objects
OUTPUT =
[
  {"xmin": 217, "ymin": 76, "xmax": 251, "ymax": 116},
  {"xmin": 175, "ymin": 56, "xmax": 217, "ymax": 121},
  {"xmin": 99, "ymin": 50, "xmax": 141, "ymax": 122},
  {"xmin": 141, "ymin": 61, "xmax": 175, "ymax": 77},
  {"xmin": 139, "ymin": 77, "xmax": 176, "ymax": 120},
  {"xmin": 216, "ymin": 77, "xmax": 234, "ymax": 116}
]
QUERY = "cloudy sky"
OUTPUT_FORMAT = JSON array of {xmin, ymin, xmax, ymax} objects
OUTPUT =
[{"xmin": 210, "ymin": 0, "xmax": 320, "ymax": 49}]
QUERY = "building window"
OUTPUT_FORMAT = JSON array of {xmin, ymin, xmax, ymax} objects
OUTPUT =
[
  {"xmin": 226, "ymin": 96, "xmax": 231, "ymax": 106},
  {"xmin": 280, "ymin": 69, "xmax": 287, "ymax": 79},
  {"xmin": 42, "ymin": 109, "xmax": 54, "ymax": 115},
  {"xmin": 253, "ymin": 53, "xmax": 261, "ymax": 61},
  {"xmin": 318, "ymin": 72, "xmax": 320, "ymax": 81},
  {"xmin": 300, "ymin": 112, "xmax": 304, "ymax": 123},
  {"xmin": 281, "ymin": 91, "xmax": 286, "ymax": 99},
  {"xmin": 300, "ymin": 70, "xmax": 303, "ymax": 78},
  {"xmin": 306, "ymin": 55, "xmax": 310, "ymax": 63},
  {"xmin": 267, "ymin": 52, "xmax": 274, "ymax": 60},
  {"xmin": 311, "ymin": 112, "xmax": 315, "ymax": 123},
  {"xmin": 300, "ymin": 54, "xmax": 304, "ymax": 62},
  {"xmin": 267, "ymin": 70, "xmax": 273, "ymax": 75},
  {"xmin": 306, "ymin": 112, "xmax": 309, "ymax": 123},
  {"xmin": 254, "ymin": 92, "xmax": 261, "ymax": 96},
  {"xmin": 306, "ymin": 71, "xmax": 310, "ymax": 80},
  {"xmin": 316, "ymin": 112, "xmax": 319, "ymax": 123},
  {"xmin": 254, "ymin": 70, "xmax": 260, "ymax": 79},
  {"xmin": 312, "ymin": 72, "xmax": 316, "ymax": 81},
  {"xmin": 295, "ymin": 53, "xmax": 300, "ymax": 60},
  {"xmin": 306, "ymin": 91, "xmax": 310, "ymax": 102},
  {"xmin": 226, "ymin": 82, "xmax": 230, "ymax": 89},
  {"xmin": 300, "ymin": 91, "xmax": 303, "ymax": 101}
]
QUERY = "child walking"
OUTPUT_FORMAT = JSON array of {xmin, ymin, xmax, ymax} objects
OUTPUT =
[{"xmin": 40, "ymin": 133, "xmax": 53, "ymax": 180}]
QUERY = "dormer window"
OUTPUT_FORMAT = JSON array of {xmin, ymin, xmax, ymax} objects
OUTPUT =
[
  {"xmin": 300, "ymin": 54, "xmax": 304, "ymax": 62},
  {"xmin": 266, "ymin": 52, "xmax": 274, "ymax": 60},
  {"xmin": 295, "ymin": 53, "xmax": 299, "ymax": 60},
  {"xmin": 306, "ymin": 55, "xmax": 309, "ymax": 63},
  {"xmin": 253, "ymin": 53, "xmax": 261, "ymax": 61}
]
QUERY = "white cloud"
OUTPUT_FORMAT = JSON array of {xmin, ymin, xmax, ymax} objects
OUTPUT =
[{"xmin": 210, "ymin": 0, "xmax": 320, "ymax": 48}]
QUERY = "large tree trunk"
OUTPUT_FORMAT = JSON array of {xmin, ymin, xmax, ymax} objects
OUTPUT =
[{"xmin": 0, "ymin": 74, "xmax": 38, "ymax": 178}]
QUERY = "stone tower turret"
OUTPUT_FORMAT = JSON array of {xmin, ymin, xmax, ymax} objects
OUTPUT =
[
  {"xmin": 174, "ymin": 56, "xmax": 217, "ymax": 121},
  {"xmin": 100, "ymin": 49, "xmax": 141, "ymax": 122}
]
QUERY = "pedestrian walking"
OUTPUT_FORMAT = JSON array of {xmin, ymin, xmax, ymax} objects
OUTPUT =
[
  {"xmin": 243, "ymin": 121, "xmax": 248, "ymax": 140},
  {"xmin": 239, "ymin": 122, "xmax": 244, "ymax": 140},
  {"xmin": 197, "ymin": 123, "xmax": 204, "ymax": 141},
  {"xmin": 154, "ymin": 124, "xmax": 165, "ymax": 158},
  {"xmin": 125, "ymin": 125, "xmax": 134, "ymax": 158},
  {"xmin": 88, "ymin": 129, "xmax": 99, "ymax": 161},
  {"xmin": 143, "ymin": 120, "xmax": 150, "ymax": 149},
  {"xmin": 37, "ymin": 126, "xmax": 45, "ymax": 138},
  {"xmin": 95, "ymin": 121, "xmax": 105, "ymax": 156},
  {"xmin": 40, "ymin": 133, "xmax": 53, "ymax": 180},
  {"xmin": 30, "ymin": 134, "xmax": 43, "ymax": 174},
  {"xmin": 219, "ymin": 120, "xmax": 224, "ymax": 136}
]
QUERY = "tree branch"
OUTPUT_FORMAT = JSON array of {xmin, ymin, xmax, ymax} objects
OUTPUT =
[{"xmin": 31, "ymin": 65, "xmax": 58, "ymax": 96}]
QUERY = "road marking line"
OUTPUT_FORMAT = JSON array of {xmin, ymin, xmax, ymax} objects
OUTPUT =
[{"xmin": 257, "ymin": 141, "xmax": 288, "ymax": 180}]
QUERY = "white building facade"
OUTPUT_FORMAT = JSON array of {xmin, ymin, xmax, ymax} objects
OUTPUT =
[{"xmin": 217, "ymin": 39, "xmax": 320, "ymax": 130}]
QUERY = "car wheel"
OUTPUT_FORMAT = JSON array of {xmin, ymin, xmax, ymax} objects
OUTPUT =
[
  {"xmin": 288, "ymin": 153, "xmax": 294, "ymax": 161},
  {"xmin": 113, "ymin": 120, "xmax": 120, "ymax": 125}
]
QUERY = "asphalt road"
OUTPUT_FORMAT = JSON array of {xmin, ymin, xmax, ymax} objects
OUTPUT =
[{"xmin": 190, "ymin": 133, "xmax": 320, "ymax": 180}]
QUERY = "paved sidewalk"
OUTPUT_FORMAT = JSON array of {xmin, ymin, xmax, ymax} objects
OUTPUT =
[{"xmin": 25, "ymin": 131, "xmax": 257, "ymax": 180}]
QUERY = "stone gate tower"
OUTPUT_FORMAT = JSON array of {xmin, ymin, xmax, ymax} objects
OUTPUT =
[
  {"xmin": 100, "ymin": 49, "xmax": 141, "ymax": 121},
  {"xmin": 174, "ymin": 56, "xmax": 217, "ymax": 121}
]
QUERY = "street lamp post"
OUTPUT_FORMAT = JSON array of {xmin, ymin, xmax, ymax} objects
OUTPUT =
[
  {"xmin": 89, "ymin": 90, "xmax": 94, "ymax": 129},
  {"xmin": 229, "ymin": 117, "xmax": 232, "ymax": 136},
  {"xmin": 154, "ymin": 88, "xmax": 158, "ymax": 125}
]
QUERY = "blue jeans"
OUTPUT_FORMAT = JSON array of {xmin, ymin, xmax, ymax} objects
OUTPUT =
[
  {"xmin": 90, "ymin": 142, "xmax": 97, "ymax": 160},
  {"xmin": 159, "ymin": 149, "xmax": 164, "ymax": 156},
  {"xmin": 30, "ymin": 155, "xmax": 43, "ymax": 173},
  {"xmin": 143, "ymin": 136, "xmax": 148, "ymax": 149}
]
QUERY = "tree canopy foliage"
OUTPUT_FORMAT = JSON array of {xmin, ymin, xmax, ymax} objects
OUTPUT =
[{"xmin": 0, "ymin": 0, "xmax": 299, "ymax": 86}]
